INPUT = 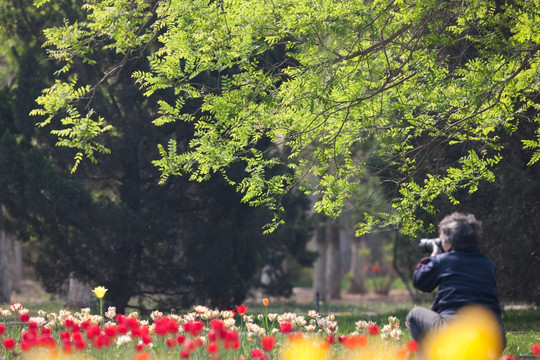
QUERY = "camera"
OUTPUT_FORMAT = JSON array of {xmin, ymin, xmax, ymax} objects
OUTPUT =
[{"xmin": 418, "ymin": 238, "xmax": 444, "ymax": 253}]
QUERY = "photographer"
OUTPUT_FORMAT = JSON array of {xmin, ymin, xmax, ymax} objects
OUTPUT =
[{"xmin": 406, "ymin": 212, "xmax": 505, "ymax": 346}]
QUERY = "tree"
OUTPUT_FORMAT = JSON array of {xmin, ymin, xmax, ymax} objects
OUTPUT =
[
  {"xmin": 0, "ymin": 229, "xmax": 10, "ymax": 303},
  {"xmin": 312, "ymin": 213, "xmax": 328, "ymax": 301},
  {"xmin": 326, "ymin": 219, "xmax": 341, "ymax": 299},
  {"xmin": 1, "ymin": 0, "xmax": 315, "ymax": 312},
  {"xmin": 347, "ymin": 234, "xmax": 367, "ymax": 295},
  {"xmin": 32, "ymin": 0, "xmax": 540, "ymax": 301}
]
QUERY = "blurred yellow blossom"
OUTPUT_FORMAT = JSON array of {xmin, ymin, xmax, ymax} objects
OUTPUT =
[
  {"xmin": 281, "ymin": 335, "xmax": 331, "ymax": 360},
  {"xmin": 421, "ymin": 305, "xmax": 504, "ymax": 360}
]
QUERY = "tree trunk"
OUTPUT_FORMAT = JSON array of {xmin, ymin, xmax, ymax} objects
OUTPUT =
[
  {"xmin": 67, "ymin": 277, "xmax": 93, "ymax": 308},
  {"xmin": 327, "ymin": 219, "xmax": 342, "ymax": 299},
  {"xmin": 348, "ymin": 235, "xmax": 367, "ymax": 294},
  {"xmin": 0, "ymin": 229, "xmax": 11, "ymax": 303},
  {"xmin": 313, "ymin": 213, "xmax": 328, "ymax": 301},
  {"xmin": 260, "ymin": 264, "xmax": 273, "ymax": 295},
  {"xmin": 392, "ymin": 232, "xmax": 418, "ymax": 302},
  {"xmin": 377, "ymin": 237, "xmax": 398, "ymax": 295},
  {"xmin": 7, "ymin": 235, "xmax": 23, "ymax": 293}
]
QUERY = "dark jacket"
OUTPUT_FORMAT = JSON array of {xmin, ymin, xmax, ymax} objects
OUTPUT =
[{"xmin": 413, "ymin": 248, "xmax": 502, "ymax": 317}]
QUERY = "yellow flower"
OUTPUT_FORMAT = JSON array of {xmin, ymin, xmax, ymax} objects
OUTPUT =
[
  {"xmin": 262, "ymin": 298, "xmax": 269, "ymax": 307},
  {"xmin": 281, "ymin": 336, "xmax": 330, "ymax": 360},
  {"xmin": 421, "ymin": 305, "xmax": 504, "ymax": 360},
  {"xmin": 92, "ymin": 286, "xmax": 108, "ymax": 299}
]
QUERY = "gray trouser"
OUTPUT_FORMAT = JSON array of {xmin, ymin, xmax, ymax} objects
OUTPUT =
[{"xmin": 405, "ymin": 306, "xmax": 455, "ymax": 342}]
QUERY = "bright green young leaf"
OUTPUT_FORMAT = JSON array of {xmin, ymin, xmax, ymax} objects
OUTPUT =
[{"xmin": 34, "ymin": 0, "xmax": 540, "ymax": 235}]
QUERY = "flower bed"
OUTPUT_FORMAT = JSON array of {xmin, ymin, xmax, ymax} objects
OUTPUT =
[{"xmin": 0, "ymin": 296, "xmax": 538, "ymax": 360}]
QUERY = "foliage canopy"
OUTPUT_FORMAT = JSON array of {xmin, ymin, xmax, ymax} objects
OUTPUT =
[{"xmin": 33, "ymin": 0, "xmax": 540, "ymax": 235}]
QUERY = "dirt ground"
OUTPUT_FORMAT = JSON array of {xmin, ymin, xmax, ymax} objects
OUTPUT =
[
  {"xmin": 11, "ymin": 279, "xmax": 412, "ymax": 307},
  {"xmin": 11, "ymin": 280, "xmax": 534, "ymax": 311},
  {"xmin": 257, "ymin": 287, "xmax": 537, "ymax": 311},
  {"xmin": 248, "ymin": 287, "xmax": 413, "ymax": 305},
  {"xmin": 9, "ymin": 280, "xmax": 47, "ymax": 302}
]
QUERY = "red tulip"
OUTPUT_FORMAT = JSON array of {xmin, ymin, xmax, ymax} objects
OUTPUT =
[
  {"xmin": 183, "ymin": 321, "xmax": 204, "ymax": 337},
  {"xmin": 180, "ymin": 349, "xmax": 191, "ymax": 358},
  {"xmin": 223, "ymin": 330, "xmax": 240, "ymax": 350},
  {"xmin": 261, "ymin": 336, "xmax": 276, "ymax": 352},
  {"xmin": 19, "ymin": 312, "xmax": 30, "ymax": 322},
  {"xmin": 235, "ymin": 304, "xmax": 248, "ymax": 316},
  {"xmin": 210, "ymin": 318, "xmax": 224, "ymax": 331},
  {"xmin": 341, "ymin": 335, "xmax": 368, "ymax": 349},
  {"xmin": 85, "ymin": 324, "xmax": 101, "ymax": 339},
  {"xmin": 64, "ymin": 319, "xmax": 75, "ymax": 328},
  {"xmin": 141, "ymin": 334, "xmax": 152, "ymax": 345},
  {"xmin": 166, "ymin": 338, "xmax": 177, "ymax": 348},
  {"xmin": 531, "ymin": 343, "xmax": 540, "ymax": 356},
  {"xmin": 117, "ymin": 324, "xmax": 128, "ymax": 334},
  {"xmin": 59, "ymin": 331, "xmax": 71, "ymax": 341},
  {"xmin": 251, "ymin": 348, "xmax": 263, "ymax": 358},
  {"xmin": 20, "ymin": 339, "xmax": 33, "ymax": 352},
  {"xmin": 74, "ymin": 339, "xmax": 86, "ymax": 350},
  {"xmin": 72, "ymin": 331, "xmax": 83, "ymax": 342},
  {"xmin": 279, "ymin": 322, "xmax": 293, "ymax": 334},
  {"xmin": 104, "ymin": 325, "xmax": 117, "ymax": 338},
  {"xmin": 2, "ymin": 338, "xmax": 15, "ymax": 350},
  {"xmin": 368, "ymin": 324, "xmax": 379, "ymax": 336},
  {"xmin": 96, "ymin": 334, "xmax": 111, "ymax": 348},
  {"xmin": 62, "ymin": 340, "xmax": 72, "ymax": 354},
  {"xmin": 407, "ymin": 339, "xmax": 418, "ymax": 353},
  {"xmin": 207, "ymin": 341, "xmax": 219, "ymax": 354}
]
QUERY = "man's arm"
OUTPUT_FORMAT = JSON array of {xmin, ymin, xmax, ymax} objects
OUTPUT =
[{"xmin": 412, "ymin": 256, "xmax": 440, "ymax": 292}]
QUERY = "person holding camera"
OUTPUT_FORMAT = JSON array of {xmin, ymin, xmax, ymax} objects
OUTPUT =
[{"xmin": 406, "ymin": 212, "xmax": 505, "ymax": 346}]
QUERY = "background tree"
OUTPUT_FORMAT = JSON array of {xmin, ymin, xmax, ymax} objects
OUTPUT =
[
  {"xmin": 0, "ymin": 229, "xmax": 10, "ymax": 303},
  {"xmin": 312, "ymin": 213, "xmax": 328, "ymax": 301},
  {"xmin": 0, "ymin": 0, "xmax": 315, "ymax": 311}
]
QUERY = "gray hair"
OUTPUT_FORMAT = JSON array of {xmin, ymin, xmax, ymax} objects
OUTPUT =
[{"xmin": 438, "ymin": 212, "xmax": 482, "ymax": 250}]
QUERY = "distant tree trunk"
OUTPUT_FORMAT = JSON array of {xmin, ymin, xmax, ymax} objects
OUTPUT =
[
  {"xmin": 348, "ymin": 235, "xmax": 367, "ymax": 294},
  {"xmin": 327, "ymin": 219, "xmax": 341, "ymax": 299},
  {"xmin": 313, "ymin": 213, "xmax": 328, "ymax": 301},
  {"xmin": 377, "ymin": 238, "xmax": 398, "ymax": 295},
  {"xmin": 7, "ymin": 235, "xmax": 23, "ymax": 293},
  {"xmin": 67, "ymin": 277, "xmax": 93, "ymax": 308},
  {"xmin": 260, "ymin": 264, "xmax": 273, "ymax": 295},
  {"xmin": 0, "ymin": 229, "xmax": 11, "ymax": 303},
  {"xmin": 392, "ymin": 232, "xmax": 418, "ymax": 301}
]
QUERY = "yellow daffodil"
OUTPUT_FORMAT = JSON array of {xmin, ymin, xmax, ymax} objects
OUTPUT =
[{"xmin": 92, "ymin": 286, "xmax": 108, "ymax": 299}]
